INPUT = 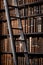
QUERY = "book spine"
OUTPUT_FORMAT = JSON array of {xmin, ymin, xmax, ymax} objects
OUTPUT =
[
  {"xmin": 34, "ymin": 18, "xmax": 36, "ymax": 32},
  {"xmin": 41, "ymin": 5, "xmax": 43, "ymax": 14},
  {"xmin": 37, "ymin": 17, "xmax": 42, "ymax": 32},
  {"xmin": 30, "ymin": 18, "xmax": 34, "ymax": 33},
  {"xmin": 33, "ymin": 6, "xmax": 39, "ymax": 15},
  {"xmin": 41, "ymin": 17, "xmax": 43, "ymax": 32},
  {"xmin": 28, "ymin": 18, "xmax": 31, "ymax": 33}
]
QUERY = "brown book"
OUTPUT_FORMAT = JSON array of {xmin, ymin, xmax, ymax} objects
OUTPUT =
[
  {"xmin": 37, "ymin": 17, "xmax": 42, "ymax": 32},
  {"xmin": 19, "ymin": 9, "xmax": 24, "ymax": 16},
  {"xmin": 16, "ymin": 42, "xmax": 20, "ymax": 52},
  {"xmin": 34, "ymin": 18, "xmax": 36, "ymax": 32},
  {"xmin": 28, "ymin": 7, "xmax": 31, "ymax": 16},
  {"xmin": 0, "ymin": 23, "xmax": 2, "ymax": 34},
  {"xmin": 33, "ymin": 6, "xmax": 39, "ymax": 15},
  {"xmin": 41, "ymin": 5, "xmax": 43, "ymax": 14},
  {"xmin": 28, "ymin": 18, "xmax": 31, "ymax": 33},
  {"xmin": 41, "ymin": 17, "xmax": 43, "ymax": 32},
  {"xmin": 1, "ymin": 0, "xmax": 4, "ymax": 9},
  {"xmin": 22, "ymin": 20, "xmax": 25, "ymax": 33},
  {"xmin": 30, "ymin": 18, "xmax": 34, "ymax": 33},
  {"xmin": 18, "ymin": 0, "xmax": 23, "ymax": 5},
  {"xmin": 1, "ymin": 54, "xmax": 5, "ymax": 65}
]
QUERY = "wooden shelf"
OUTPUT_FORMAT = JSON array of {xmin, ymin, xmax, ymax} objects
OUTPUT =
[
  {"xmin": 1, "ymin": 52, "xmax": 43, "ymax": 58},
  {"xmin": 24, "ymin": 32, "xmax": 43, "ymax": 37},
  {"xmin": 16, "ymin": 52, "xmax": 43, "ymax": 58},
  {"xmin": 0, "ymin": 34, "xmax": 20, "ymax": 39},
  {"xmin": 0, "ymin": 32, "xmax": 43, "ymax": 39}
]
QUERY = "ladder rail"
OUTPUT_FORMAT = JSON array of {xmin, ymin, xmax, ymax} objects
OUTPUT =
[
  {"xmin": 13, "ymin": 0, "xmax": 29, "ymax": 65},
  {"xmin": 3, "ymin": 0, "xmax": 17, "ymax": 65}
]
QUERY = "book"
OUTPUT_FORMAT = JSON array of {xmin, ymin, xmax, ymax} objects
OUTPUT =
[
  {"xmin": 41, "ymin": 5, "xmax": 43, "ymax": 14},
  {"xmin": 18, "ymin": 0, "xmax": 23, "ymax": 5},
  {"xmin": 18, "ymin": 57, "xmax": 26, "ymax": 65},
  {"xmin": 28, "ymin": 18, "xmax": 31, "ymax": 33},
  {"xmin": 37, "ymin": 17, "xmax": 42, "ymax": 32},
  {"xmin": 33, "ymin": 6, "xmax": 39, "ymax": 14},
  {"xmin": 34, "ymin": 18, "xmax": 36, "ymax": 32},
  {"xmin": 30, "ymin": 18, "xmax": 34, "ymax": 33},
  {"xmin": 28, "ymin": 7, "xmax": 31, "ymax": 16}
]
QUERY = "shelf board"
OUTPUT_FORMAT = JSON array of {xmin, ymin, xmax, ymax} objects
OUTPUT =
[
  {"xmin": 17, "ymin": 52, "xmax": 43, "ymax": 58},
  {"xmin": 0, "ymin": 9, "xmax": 5, "ymax": 12},
  {"xmin": 0, "ymin": 8, "xmax": 15, "ymax": 13},
  {"xmin": 27, "ymin": 1, "xmax": 43, "ymax": 7},
  {"xmin": 11, "ymin": 13, "xmax": 43, "ymax": 20},
  {"xmin": 0, "ymin": 32, "xmax": 43, "ymax": 39},
  {"xmin": 24, "ymin": 32, "xmax": 43, "ymax": 37},
  {"xmin": 0, "ymin": 34, "xmax": 20, "ymax": 39},
  {"xmin": 1, "ymin": 52, "xmax": 43, "ymax": 58}
]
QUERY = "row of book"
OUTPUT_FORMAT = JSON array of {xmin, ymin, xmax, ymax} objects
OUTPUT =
[
  {"xmin": 1, "ymin": 54, "xmax": 13, "ymax": 65},
  {"xmin": 1, "ymin": 17, "xmax": 43, "ymax": 34},
  {"xmin": 1, "ymin": 0, "xmax": 43, "ymax": 16},
  {"xmin": 1, "ymin": 54, "xmax": 43, "ymax": 65},
  {"xmin": 11, "ymin": 17, "xmax": 43, "ymax": 34},
  {"xmin": 18, "ymin": 0, "xmax": 43, "ymax": 5},
  {"xmin": 1, "ymin": 37, "xmax": 43, "ymax": 54},
  {"xmin": 19, "ymin": 5, "xmax": 43, "ymax": 16},
  {"xmin": 1, "ymin": 55, "xmax": 43, "ymax": 65},
  {"xmin": 1, "ymin": 39, "xmax": 43, "ymax": 65},
  {"xmin": 22, "ymin": 17, "xmax": 43, "ymax": 33},
  {"xmin": 0, "ymin": 39, "xmax": 12, "ymax": 52}
]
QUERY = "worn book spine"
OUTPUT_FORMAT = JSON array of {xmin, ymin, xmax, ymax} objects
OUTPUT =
[
  {"xmin": 30, "ymin": 18, "xmax": 34, "ymax": 33},
  {"xmin": 37, "ymin": 17, "xmax": 42, "ymax": 32},
  {"xmin": 41, "ymin": 5, "xmax": 43, "ymax": 14},
  {"xmin": 28, "ymin": 18, "xmax": 31, "ymax": 33}
]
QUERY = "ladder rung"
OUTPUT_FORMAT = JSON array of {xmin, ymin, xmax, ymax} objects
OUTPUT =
[
  {"xmin": 0, "ymin": 18, "xmax": 17, "ymax": 23},
  {"xmin": 0, "ymin": 34, "xmax": 20, "ymax": 39},
  {"xmin": 9, "ymin": 5, "xmax": 19, "ymax": 8},
  {"xmin": 11, "ymin": 16, "xmax": 28, "ymax": 19},
  {"xmin": 12, "ymin": 28, "xmax": 22, "ymax": 30},
  {"xmin": 14, "ymin": 40, "xmax": 25, "ymax": 42},
  {"xmin": 13, "ymin": 35, "xmax": 20, "ymax": 38},
  {"xmin": 0, "ymin": 8, "xmax": 16, "ymax": 13},
  {"xmin": 0, "ymin": 35, "xmax": 8, "ymax": 39},
  {"xmin": 0, "ymin": 9, "xmax": 5, "ymax": 12},
  {"xmin": 9, "ymin": 5, "xmax": 25, "ymax": 9},
  {"xmin": 10, "ymin": 16, "xmax": 20, "ymax": 19},
  {"xmin": 16, "ymin": 52, "xmax": 27, "ymax": 57},
  {"xmin": 0, "ymin": 20, "xmax": 7, "ymax": 22}
]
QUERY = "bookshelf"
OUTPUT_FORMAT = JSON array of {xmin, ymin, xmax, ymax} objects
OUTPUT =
[
  {"xmin": 0, "ymin": 0, "xmax": 43, "ymax": 65},
  {"xmin": 17, "ymin": 0, "xmax": 43, "ymax": 65}
]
